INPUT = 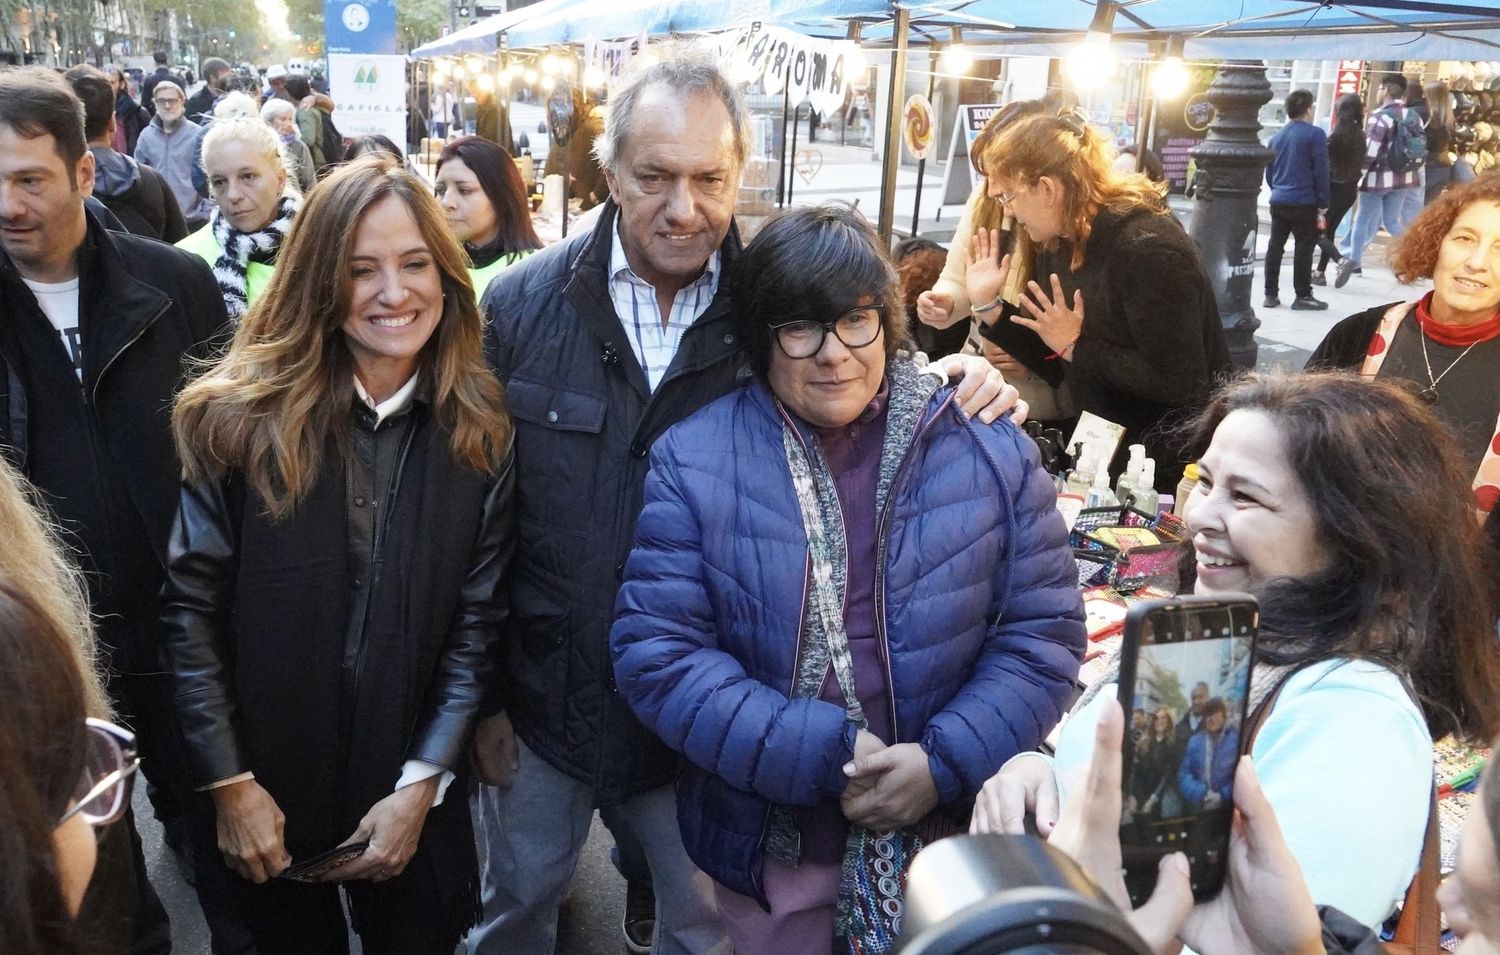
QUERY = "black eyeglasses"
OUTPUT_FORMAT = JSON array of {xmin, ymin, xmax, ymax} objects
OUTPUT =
[
  {"xmin": 768, "ymin": 304, "xmax": 886, "ymax": 359},
  {"xmin": 57, "ymin": 719, "xmax": 140, "ymax": 829}
]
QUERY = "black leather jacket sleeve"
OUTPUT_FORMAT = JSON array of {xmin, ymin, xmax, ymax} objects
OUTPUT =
[
  {"xmin": 160, "ymin": 476, "xmax": 249, "ymax": 788},
  {"xmin": 406, "ymin": 445, "xmax": 517, "ymax": 767}
]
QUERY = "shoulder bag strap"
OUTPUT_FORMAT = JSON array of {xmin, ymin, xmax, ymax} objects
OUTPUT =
[{"xmin": 1386, "ymin": 789, "xmax": 1440, "ymax": 955}]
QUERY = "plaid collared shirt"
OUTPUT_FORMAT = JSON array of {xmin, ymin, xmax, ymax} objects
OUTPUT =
[{"xmin": 606, "ymin": 221, "xmax": 720, "ymax": 392}]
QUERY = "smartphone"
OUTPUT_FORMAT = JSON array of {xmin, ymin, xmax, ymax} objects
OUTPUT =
[
  {"xmin": 1115, "ymin": 594, "xmax": 1258, "ymax": 906},
  {"xmin": 277, "ymin": 840, "xmax": 370, "ymax": 882}
]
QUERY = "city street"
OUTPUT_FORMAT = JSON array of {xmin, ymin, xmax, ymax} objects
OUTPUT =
[{"xmin": 136, "ymin": 104, "xmax": 1422, "ymax": 955}]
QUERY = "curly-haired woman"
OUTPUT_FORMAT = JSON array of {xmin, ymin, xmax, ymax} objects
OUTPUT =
[{"xmin": 1307, "ymin": 170, "xmax": 1500, "ymax": 523}]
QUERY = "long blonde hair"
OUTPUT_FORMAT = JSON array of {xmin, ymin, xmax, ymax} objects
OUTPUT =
[
  {"xmin": 173, "ymin": 155, "xmax": 512, "ymax": 518},
  {"xmin": 981, "ymin": 111, "xmax": 1167, "ymax": 270},
  {"xmin": 0, "ymin": 456, "xmax": 108, "ymax": 718}
]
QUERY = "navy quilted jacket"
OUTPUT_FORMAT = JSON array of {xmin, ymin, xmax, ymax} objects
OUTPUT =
[{"xmin": 610, "ymin": 378, "xmax": 1085, "ymax": 901}]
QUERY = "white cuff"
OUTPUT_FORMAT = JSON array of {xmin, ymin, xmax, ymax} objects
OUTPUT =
[
  {"xmin": 396, "ymin": 759, "xmax": 454, "ymax": 807},
  {"xmin": 999, "ymin": 750, "xmax": 1056, "ymax": 773},
  {"xmin": 197, "ymin": 771, "xmax": 255, "ymax": 792}
]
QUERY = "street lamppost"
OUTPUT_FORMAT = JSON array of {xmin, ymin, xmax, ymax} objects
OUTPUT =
[{"xmin": 1187, "ymin": 61, "xmax": 1274, "ymax": 372}]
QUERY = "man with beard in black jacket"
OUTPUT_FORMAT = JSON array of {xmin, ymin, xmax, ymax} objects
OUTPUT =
[
  {"xmin": 0, "ymin": 68, "xmax": 246, "ymax": 954},
  {"xmin": 66, "ymin": 66, "xmax": 187, "ymax": 243}
]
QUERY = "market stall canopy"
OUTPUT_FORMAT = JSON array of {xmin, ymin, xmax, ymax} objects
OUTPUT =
[
  {"xmin": 411, "ymin": 0, "xmax": 580, "ymax": 59},
  {"xmin": 492, "ymin": 0, "xmax": 1500, "ymax": 60}
]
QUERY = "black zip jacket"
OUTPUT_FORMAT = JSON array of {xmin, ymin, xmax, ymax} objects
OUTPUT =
[
  {"xmin": 481, "ymin": 200, "xmax": 748, "ymax": 804},
  {"xmin": 0, "ymin": 209, "xmax": 228, "ymax": 672}
]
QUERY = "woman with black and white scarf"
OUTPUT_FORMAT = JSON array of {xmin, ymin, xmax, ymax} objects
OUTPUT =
[{"xmin": 177, "ymin": 116, "xmax": 302, "ymax": 321}]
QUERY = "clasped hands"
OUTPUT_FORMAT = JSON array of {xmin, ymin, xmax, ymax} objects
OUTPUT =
[{"xmin": 839, "ymin": 729, "xmax": 939, "ymax": 831}]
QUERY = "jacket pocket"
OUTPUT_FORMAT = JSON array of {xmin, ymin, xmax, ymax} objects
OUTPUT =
[
  {"xmin": 506, "ymin": 377, "xmax": 606, "ymax": 434},
  {"xmin": 510, "ymin": 561, "xmax": 571, "ymax": 653}
]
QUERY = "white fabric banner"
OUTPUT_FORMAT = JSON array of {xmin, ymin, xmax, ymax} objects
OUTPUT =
[
  {"xmin": 328, "ymin": 53, "xmax": 409, "ymax": 151},
  {"xmin": 727, "ymin": 26, "xmax": 861, "ymax": 118},
  {"xmin": 583, "ymin": 35, "xmax": 646, "ymax": 89}
]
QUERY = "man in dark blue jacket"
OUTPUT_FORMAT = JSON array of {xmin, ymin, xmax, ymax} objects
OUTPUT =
[
  {"xmin": 1264, "ymin": 88, "xmax": 1331, "ymax": 311},
  {"xmin": 470, "ymin": 42, "xmax": 1021, "ymax": 955}
]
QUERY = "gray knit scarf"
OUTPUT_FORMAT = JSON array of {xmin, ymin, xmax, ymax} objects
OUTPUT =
[
  {"xmin": 210, "ymin": 192, "xmax": 300, "ymax": 320},
  {"xmin": 764, "ymin": 357, "xmax": 943, "ymax": 867}
]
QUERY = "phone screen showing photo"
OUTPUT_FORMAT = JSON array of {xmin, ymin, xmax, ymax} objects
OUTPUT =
[{"xmin": 1118, "ymin": 599, "xmax": 1256, "ymax": 905}]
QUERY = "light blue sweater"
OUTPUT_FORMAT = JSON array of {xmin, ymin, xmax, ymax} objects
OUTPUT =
[{"xmin": 1054, "ymin": 658, "xmax": 1431, "ymax": 930}]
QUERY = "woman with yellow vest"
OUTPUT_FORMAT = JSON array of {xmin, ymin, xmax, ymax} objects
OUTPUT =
[
  {"xmin": 177, "ymin": 117, "xmax": 302, "ymax": 321},
  {"xmin": 435, "ymin": 136, "xmax": 541, "ymax": 300}
]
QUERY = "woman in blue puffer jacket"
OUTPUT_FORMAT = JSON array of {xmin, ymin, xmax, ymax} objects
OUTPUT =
[{"xmin": 609, "ymin": 204, "xmax": 1087, "ymax": 954}]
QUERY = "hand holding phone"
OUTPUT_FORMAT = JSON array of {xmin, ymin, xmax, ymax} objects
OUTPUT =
[{"xmin": 1116, "ymin": 594, "xmax": 1258, "ymax": 906}]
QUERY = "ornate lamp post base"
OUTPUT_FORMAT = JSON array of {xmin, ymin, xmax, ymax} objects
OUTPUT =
[{"xmin": 1189, "ymin": 61, "xmax": 1274, "ymax": 372}]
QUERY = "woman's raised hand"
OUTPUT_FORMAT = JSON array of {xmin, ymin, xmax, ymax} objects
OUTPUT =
[{"xmin": 965, "ymin": 228, "xmax": 1012, "ymax": 324}]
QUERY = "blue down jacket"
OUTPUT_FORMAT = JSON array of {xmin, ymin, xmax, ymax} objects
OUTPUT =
[{"xmin": 610, "ymin": 378, "xmax": 1085, "ymax": 901}]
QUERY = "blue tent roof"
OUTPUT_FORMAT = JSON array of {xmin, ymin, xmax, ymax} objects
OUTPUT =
[
  {"xmin": 482, "ymin": 0, "xmax": 1500, "ymax": 59},
  {"xmin": 411, "ymin": 0, "xmax": 579, "ymax": 59}
]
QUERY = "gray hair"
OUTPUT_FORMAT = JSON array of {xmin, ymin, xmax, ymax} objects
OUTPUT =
[
  {"xmin": 260, "ymin": 97, "xmax": 294, "ymax": 122},
  {"xmin": 592, "ymin": 40, "xmax": 750, "ymax": 172},
  {"xmin": 213, "ymin": 90, "xmax": 260, "ymax": 120}
]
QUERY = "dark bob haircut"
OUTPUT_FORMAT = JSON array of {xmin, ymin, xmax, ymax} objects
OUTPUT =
[
  {"xmin": 733, "ymin": 203, "xmax": 912, "ymax": 377},
  {"xmin": 1180, "ymin": 371, "xmax": 1500, "ymax": 743},
  {"xmin": 436, "ymin": 135, "xmax": 542, "ymax": 255}
]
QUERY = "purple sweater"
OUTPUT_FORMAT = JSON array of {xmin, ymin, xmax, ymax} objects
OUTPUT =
[{"xmin": 797, "ymin": 383, "xmax": 893, "ymax": 864}]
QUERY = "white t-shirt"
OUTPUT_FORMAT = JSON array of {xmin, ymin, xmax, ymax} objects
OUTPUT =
[{"xmin": 22, "ymin": 277, "xmax": 83, "ymax": 381}]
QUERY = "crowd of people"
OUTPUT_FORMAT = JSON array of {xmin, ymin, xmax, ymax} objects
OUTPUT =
[
  {"xmin": 1260, "ymin": 71, "xmax": 1484, "ymax": 303},
  {"xmin": 2, "ymin": 38, "xmax": 1500, "ymax": 955}
]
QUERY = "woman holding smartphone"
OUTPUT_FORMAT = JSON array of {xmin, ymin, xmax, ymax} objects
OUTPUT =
[
  {"xmin": 161, "ymin": 155, "xmax": 515, "ymax": 954},
  {"xmin": 973, "ymin": 373, "xmax": 1500, "ymax": 932}
]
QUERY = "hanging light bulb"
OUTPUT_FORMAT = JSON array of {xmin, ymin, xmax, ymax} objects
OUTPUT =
[
  {"xmin": 1151, "ymin": 36, "xmax": 1189, "ymax": 99},
  {"xmin": 474, "ymin": 72, "xmax": 495, "ymax": 93},
  {"xmin": 1066, "ymin": 1, "xmax": 1117, "ymax": 91},
  {"xmin": 541, "ymin": 75, "xmax": 556, "ymax": 93},
  {"xmin": 523, "ymin": 68, "xmax": 539, "ymax": 85},
  {"xmin": 939, "ymin": 27, "xmax": 973, "ymax": 75},
  {"xmin": 583, "ymin": 64, "xmax": 607, "ymax": 88}
]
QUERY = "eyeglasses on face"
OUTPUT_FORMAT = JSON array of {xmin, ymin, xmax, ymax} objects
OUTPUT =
[
  {"xmin": 56, "ymin": 718, "xmax": 140, "ymax": 829},
  {"xmin": 769, "ymin": 304, "xmax": 886, "ymax": 360},
  {"xmin": 993, "ymin": 184, "xmax": 1028, "ymax": 207}
]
